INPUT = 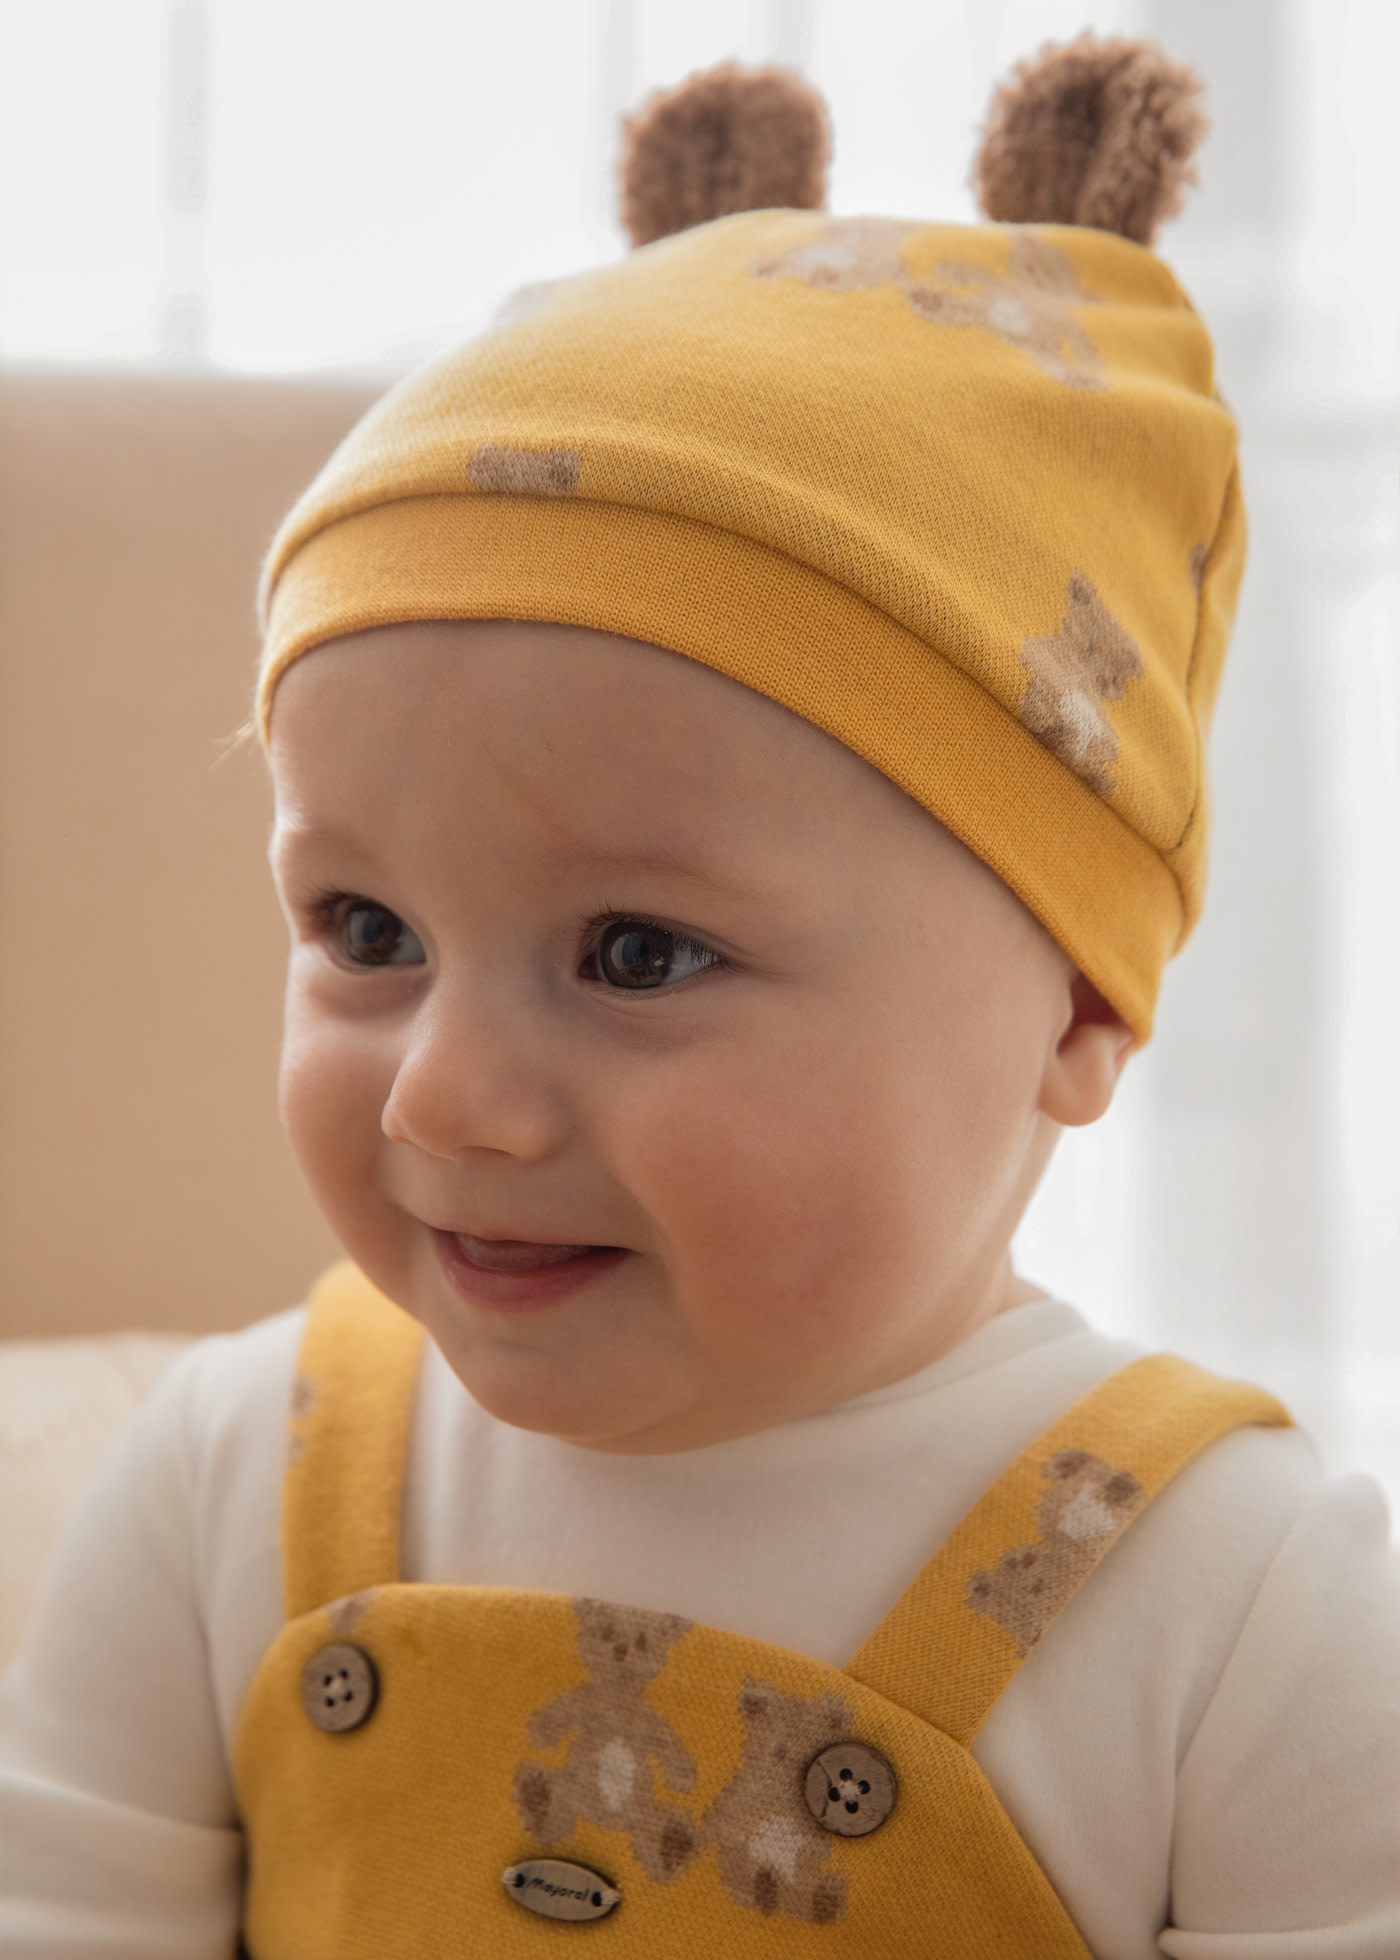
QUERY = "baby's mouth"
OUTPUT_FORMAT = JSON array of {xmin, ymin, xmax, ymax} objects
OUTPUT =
[
  {"xmin": 430, "ymin": 1227, "xmax": 628, "ymax": 1311},
  {"xmin": 449, "ymin": 1232, "xmax": 604, "ymax": 1273}
]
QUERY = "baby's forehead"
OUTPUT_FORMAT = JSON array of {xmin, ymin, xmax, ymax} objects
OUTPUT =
[
  {"xmin": 273, "ymin": 618, "xmax": 912, "ymax": 835},
  {"xmin": 269, "ymin": 617, "xmax": 973, "ymax": 910}
]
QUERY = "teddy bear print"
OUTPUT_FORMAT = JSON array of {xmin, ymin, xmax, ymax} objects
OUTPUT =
[
  {"xmin": 466, "ymin": 442, "xmax": 580, "ymax": 498},
  {"xmin": 703, "ymin": 1679, "xmax": 851, "ymax": 1924},
  {"xmin": 750, "ymin": 214, "xmax": 916, "ymax": 292},
  {"xmin": 965, "ymin": 1449, "xmax": 1147, "ymax": 1655},
  {"xmin": 751, "ymin": 221, "xmax": 1104, "ymax": 388},
  {"xmin": 1017, "ymin": 570, "xmax": 1144, "ymax": 795},
  {"xmin": 512, "ymin": 1598, "xmax": 699, "ymax": 1882},
  {"xmin": 905, "ymin": 230, "xmax": 1105, "ymax": 388}
]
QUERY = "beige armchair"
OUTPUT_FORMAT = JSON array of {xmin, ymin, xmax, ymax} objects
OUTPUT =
[
  {"xmin": 0, "ymin": 366, "xmax": 381, "ymax": 1659},
  {"xmin": 0, "ymin": 366, "xmax": 386, "ymax": 1340}
]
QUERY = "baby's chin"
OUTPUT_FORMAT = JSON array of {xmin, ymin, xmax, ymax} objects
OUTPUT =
[
  {"xmin": 441, "ymin": 1348, "xmax": 712, "ymax": 1455},
  {"xmin": 419, "ymin": 1307, "xmax": 782, "ymax": 1456}
]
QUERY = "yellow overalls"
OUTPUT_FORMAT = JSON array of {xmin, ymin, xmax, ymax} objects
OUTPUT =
[{"xmin": 235, "ymin": 1265, "xmax": 1290, "ymax": 1957}]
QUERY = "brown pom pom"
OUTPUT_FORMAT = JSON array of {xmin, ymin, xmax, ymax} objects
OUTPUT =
[
  {"xmin": 621, "ymin": 63, "xmax": 830, "ymax": 249},
  {"xmin": 974, "ymin": 35, "xmax": 1207, "ymax": 246}
]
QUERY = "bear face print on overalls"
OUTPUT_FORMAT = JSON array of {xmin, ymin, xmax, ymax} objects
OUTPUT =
[{"xmin": 235, "ymin": 1264, "xmax": 1289, "ymax": 1959}]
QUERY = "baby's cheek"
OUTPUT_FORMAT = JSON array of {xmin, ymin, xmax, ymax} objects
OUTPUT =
[
  {"xmin": 279, "ymin": 1008, "xmax": 394, "ymax": 1245},
  {"xmin": 609, "ymin": 986, "xmax": 1034, "ymax": 1372},
  {"xmin": 613, "ymin": 1052, "xmax": 927, "ymax": 1351}
]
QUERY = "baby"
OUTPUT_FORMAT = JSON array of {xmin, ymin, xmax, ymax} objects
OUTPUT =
[{"xmin": 3, "ymin": 39, "xmax": 1397, "ymax": 1960}]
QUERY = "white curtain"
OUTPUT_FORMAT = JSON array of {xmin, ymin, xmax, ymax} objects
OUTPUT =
[{"xmin": 2, "ymin": 0, "xmax": 1395, "ymax": 1505}]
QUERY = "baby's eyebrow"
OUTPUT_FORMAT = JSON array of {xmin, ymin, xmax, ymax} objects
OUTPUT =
[
  {"xmin": 273, "ymin": 817, "xmax": 772, "ymax": 904},
  {"xmin": 562, "ymin": 839, "xmax": 772, "ymax": 900},
  {"xmin": 267, "ymin": 818, "xmax": 395, "ymax": 882},
  {"xmin": 270, "ymin": 819, "xmax": 351, "ymax": 858}
]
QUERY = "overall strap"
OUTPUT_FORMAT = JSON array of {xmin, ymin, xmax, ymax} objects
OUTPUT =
[
  {"xmin": 844, "ymin": 1352, "xmax": 1290, "ymax": 1746},
  {"xmin": 282, "ymin": 1261, "xmax": 425, "ymax": 1621}
]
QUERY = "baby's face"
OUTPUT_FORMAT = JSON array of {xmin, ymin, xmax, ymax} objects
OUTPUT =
[{"xmin": 269, "ymin": 621, "xmax": 1113, "ymax": 1453}]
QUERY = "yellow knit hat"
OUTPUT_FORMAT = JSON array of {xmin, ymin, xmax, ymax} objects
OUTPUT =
[{"xmin": 259, "ymin": 39, "xmax": 1240, "ymax": 1042}]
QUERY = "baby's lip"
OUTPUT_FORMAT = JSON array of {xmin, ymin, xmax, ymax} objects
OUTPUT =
[
  {"xmin": 444, "ymin": 1231, "xmax": 610, "ymax": 1274},
  {"xmin": 429, "ymin": 1226, "xmax": 629, "ymax": 1312}
]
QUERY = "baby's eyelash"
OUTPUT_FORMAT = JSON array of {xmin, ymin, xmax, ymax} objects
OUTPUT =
[
  {"xmin": 303, "ymin": 887, "xmax": 357, "ymax": 930},
  {"xmin": 581, "ymin": 908, "xmax": 721, "ymax": 964}
]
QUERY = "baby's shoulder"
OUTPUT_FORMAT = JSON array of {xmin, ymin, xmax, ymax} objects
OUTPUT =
[
  {"xmin": 1101, "ymin": 1413, "xmax": 1330, "ymax": 1636},
  {"xmin": 1149, "ymin": 1411, "xmax": 1326, "ymax": 1556},
  {"xmin": 159, "ymin": 1299, "xmax": 306, "ymax": 1417},
  {"xmin": 124, "ymin": 1303, "xmax": 309, "ymax": 1511},
  {"xmin": 1064, "ymin": 1409, "xmax": 1392, "ymax": 1730}
]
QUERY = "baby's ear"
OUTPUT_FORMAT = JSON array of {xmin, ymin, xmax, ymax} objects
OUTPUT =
[
  {"xmin": 1040, "ymin": 971, "xmax": 1135, "ymax": 1128},
  {"xmin": 974, "ymin": 34, "xmax": 1207, "ymax": 246},
  {"xmin": 621, "ymin": 63, "xmax": 830, "ymax": 248}
]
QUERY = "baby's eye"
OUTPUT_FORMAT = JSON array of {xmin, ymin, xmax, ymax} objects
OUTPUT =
[
  {"xmin": 589, "ymin": 919, "xmax": 720, "ymax": 991},
  {"xmin": 338, "ymin": 901, "xmax": 425, "ymax": 968}
]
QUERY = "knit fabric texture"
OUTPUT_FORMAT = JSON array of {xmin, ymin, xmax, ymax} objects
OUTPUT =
[
  {"xmin": 258, "ymin": 210, "xmax": 1245, "ymax": 1040},
  {"xmin": 235, "ymin": 1264, "xmax": 1287, "ymax": 1954}
]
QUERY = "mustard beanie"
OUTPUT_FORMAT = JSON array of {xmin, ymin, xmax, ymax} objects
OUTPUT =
[{"xmin": 259, "ymin": 38, "xmax": 1240, "ymax": 1043}]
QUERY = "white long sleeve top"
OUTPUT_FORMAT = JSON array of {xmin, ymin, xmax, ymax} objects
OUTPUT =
[{"xmin": 2, "ymin": 1296, "xmax": 1397, "ymax": 1959}]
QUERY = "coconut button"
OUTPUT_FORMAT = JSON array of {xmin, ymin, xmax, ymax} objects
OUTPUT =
[
  {"xmin": 300, "ymin": 1644, "xmax": 378, "ymax": 1733},
  {"xmin": 803, "ymin": 1742, "xmax": 897, "ymax": 1836}
]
